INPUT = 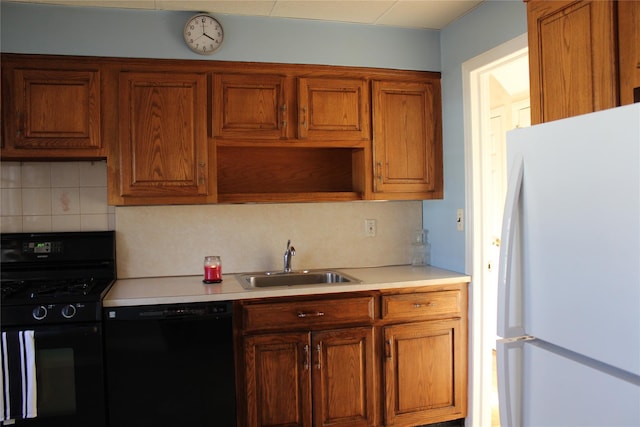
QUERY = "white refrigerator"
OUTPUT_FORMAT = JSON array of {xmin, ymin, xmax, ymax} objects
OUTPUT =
[{"xmin": 497, "ymin": 103, "xmax": 640, "ymax": 426}]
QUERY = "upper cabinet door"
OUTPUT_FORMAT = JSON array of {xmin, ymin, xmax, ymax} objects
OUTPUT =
[
  {"xmin": 527, "ymin": 0, "xmax": 618, "ymax": 124},
  {"xmin": 212, "ymin": 73, "xmax": 290, "ymax": 140},
  {"xmin": 298, "ymin": 77, "xmax": 369, "ymax": 141},
  {"xmin": 118, "ymin": 71, "xmax": 210, "ymax": 199},
  {"xmin": 618, "ymin": 0, "xmax": 640, "ymax": 105},
  {"xmin": 2, "ymin": 66, "xmax": 102, "ymax": 157},
  {"xmin": 372, "ymin": 79, "xmax": 443, "ymax": 198}
]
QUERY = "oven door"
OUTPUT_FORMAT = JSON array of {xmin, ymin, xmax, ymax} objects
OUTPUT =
[{"xmin": 2, "ymin": 323, "xmax": 106, "ymax": 426}]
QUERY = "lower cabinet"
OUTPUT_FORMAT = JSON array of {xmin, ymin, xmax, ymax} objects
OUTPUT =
[
  {"xmin": 244, "ymin": 327, "xmax": 376, "ymax": 427},
  {"xmin": 383, "ymin": 319, "xmax": 466, "ymax": 426},
  {"xmin": 235, "ymin": 284, "xmax": 468, "ymax": 427}
]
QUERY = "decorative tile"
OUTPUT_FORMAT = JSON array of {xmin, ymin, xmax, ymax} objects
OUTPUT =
[{"xmin": 52, "ymin": 188, "xmax": 81, "ymax": 215}]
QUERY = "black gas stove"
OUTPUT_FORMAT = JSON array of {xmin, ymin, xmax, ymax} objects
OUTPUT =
[
  {"xmin": 1, "ymin": 231, "xmax": 115, "ymax": 426},
  {"xmin": 1, "ymin": 231, "xmax": 116, "ymax": 326}
]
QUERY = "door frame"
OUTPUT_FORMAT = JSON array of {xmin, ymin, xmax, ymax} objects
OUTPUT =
[{"xmin": 462, "ymin": 33, "xmax": 528, "ymax": 427}]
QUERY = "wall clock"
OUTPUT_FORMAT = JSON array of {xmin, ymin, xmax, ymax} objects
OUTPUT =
[{"xmin": 183, "ymin": 14, "xmax": 224, "ymax": 55}]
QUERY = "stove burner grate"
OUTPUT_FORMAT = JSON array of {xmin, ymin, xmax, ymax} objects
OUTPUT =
[
  {"xmin": 1, "ymin": 280, "xmax": 27, "ymax": 299},
  {"xmin": 28, "ymin": 277, "xmax": 99, "ymax": 298}
]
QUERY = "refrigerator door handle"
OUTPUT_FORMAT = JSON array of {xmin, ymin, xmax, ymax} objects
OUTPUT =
[
  {"xmin": 497, "ymin": 155, "xmax": 525, "ymax": 338},
  {"xmin": 497, "ymin": 337, "xmax": 530, "ymax": 427}
]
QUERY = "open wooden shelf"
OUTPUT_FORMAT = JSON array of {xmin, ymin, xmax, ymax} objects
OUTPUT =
[{"xmin": 216, "ymin": 146, "xmax": 366, "ymax": 202}]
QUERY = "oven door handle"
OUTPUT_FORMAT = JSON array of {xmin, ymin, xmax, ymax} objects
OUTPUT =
[{"xmin": 31, "ymin": 324, "xmax": 101, "ymax": 338}]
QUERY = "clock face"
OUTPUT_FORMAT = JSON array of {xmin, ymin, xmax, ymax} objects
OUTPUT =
[{"xmin": 183, "ymin": 14, "xmax": 224, "ymax": 55}]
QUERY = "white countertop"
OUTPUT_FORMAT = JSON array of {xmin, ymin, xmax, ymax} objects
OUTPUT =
[{"xmin": 104, "ymin": 265, "xmax": 470, "ymax": 307}]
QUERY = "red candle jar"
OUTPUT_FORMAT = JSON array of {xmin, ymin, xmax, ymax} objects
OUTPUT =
[{"xmin": 203, "ymin": 256, "xmax": 222, "ymax": 283}]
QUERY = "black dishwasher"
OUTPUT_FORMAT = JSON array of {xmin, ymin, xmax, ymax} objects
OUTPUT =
[{"xmin": 103, "ymin": 301, "xmax": 236, "ymax": 427}]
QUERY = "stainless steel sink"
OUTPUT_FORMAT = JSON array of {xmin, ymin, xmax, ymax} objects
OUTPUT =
[{"xmin": 240, "ymin": 270, "xmax": 359, "ymax": 289}]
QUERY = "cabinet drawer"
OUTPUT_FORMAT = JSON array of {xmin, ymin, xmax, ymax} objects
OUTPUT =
[
  {"xmin": 382, "ymin": 290, "xmax": 461, "ymax": 321},
  {"xmin": 242, "ymin": 295, "xmax": 375, "ymax": 332}
]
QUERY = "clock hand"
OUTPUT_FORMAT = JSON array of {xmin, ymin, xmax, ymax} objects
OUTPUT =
[{"xmin": 203, "ymin": 33, "xmax": 216, "ymax": 41}]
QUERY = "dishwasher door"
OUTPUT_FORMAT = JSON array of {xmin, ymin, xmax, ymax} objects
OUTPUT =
[{"xmin": 103, "ymin": 301, "xmax": 236, "ymax": 427}]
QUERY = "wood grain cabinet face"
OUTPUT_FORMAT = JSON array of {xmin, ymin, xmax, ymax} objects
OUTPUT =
[
  {"xmin": 372, "ymin": 79, "xmax": 443, "ymax": 198},
  {"xmin": 212, "ymin": 73, "xmax": 290, "ymax": 140},
  {"xmin": 239, "ymin": 296, "xmax": 377, "ymax": 427},
  {"xmin": 118, "ymin": 71, "xmax": 210, "ymax": 199},
  {"xmin": 298, "ymin": 77, "xmax": 369, "ymax": 141},
  {"xmin": 244, "ymin": 332, "xmax": 312, "ymax": 427},
  {"xmin": 527, "ymin": 0, "xmax": 618, "ymax": 123},
  {"xmin": 383, "ymin": 319, "xmax": 466, "ymax": 426},
  {"xmin": 618, "ymin": 0, "xmax": 640, "ymax": 105},
  {"xmin": 3, "ymin": 67, "xmax": 102, "ymax": 157}
]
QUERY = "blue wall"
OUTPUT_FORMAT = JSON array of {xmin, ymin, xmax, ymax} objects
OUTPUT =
[
  {"xmin": 1, "ymin": 1, "xmax": 527, "ymax": 272},
  {"xmin": 0, "ymin": 2, "xmax": 440, "ymax": 70},
  {"xmin": 425, "ymin": 1, "xmax": 527, "ymax": 272}
]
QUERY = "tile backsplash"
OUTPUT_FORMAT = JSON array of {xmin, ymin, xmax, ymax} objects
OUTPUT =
[{"xmin": 0, "ymin": 161, "xmax": 115, "ymax": 233}]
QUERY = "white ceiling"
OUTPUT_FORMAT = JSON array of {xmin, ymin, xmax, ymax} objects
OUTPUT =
[{"xmin": 6, "ymin": 0, "xmax": 485, "ymax": 29}]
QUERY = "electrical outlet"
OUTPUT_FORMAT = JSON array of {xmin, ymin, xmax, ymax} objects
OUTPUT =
[
  {"xmin": 365, "ymin": 219, "xmax": 376, "ymax": 237},
  {"xmin": 456, "ymin": 208, "xmax": 464, "ymax": 232}
]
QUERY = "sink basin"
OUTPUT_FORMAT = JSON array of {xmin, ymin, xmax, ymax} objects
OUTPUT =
[{"xmin": 240, "ymin": 270, "xmax": 359, "ymax": 289}]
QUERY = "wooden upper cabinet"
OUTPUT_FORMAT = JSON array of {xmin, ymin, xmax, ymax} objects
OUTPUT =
[
  {"xmin": 372, "ymin": 79, "xmax": 443, "ymax": 199},
  {"xmin": 2, "ymin": 61, "xmax": 103, "ymax": 158},
  {"xmin": 212, "ymin": 73, "xmax": 290, "ymax": 140},
  {"xmin": 527, "ymin": 0, "xmax": 618, "ymax": 124},
  {"xmin": 618, "ymin": 0, "xmax": 640, "ymax": 105},
  {"xmin": 117, "ymin": 71, "xmax": 212, "ymax": 201},
  {"xmin": 298, "ymin": 77, "xmax": 369, "ymax": 141}
]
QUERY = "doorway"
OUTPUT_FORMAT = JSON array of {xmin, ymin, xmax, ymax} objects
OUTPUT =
[{"xmin": 462, "ymin": 34, "xmax": 530, "ymax": 427}]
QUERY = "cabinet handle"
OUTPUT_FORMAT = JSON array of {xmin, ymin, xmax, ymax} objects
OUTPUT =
[
  {"xmin": 300, "ymin": 106, "xmax": 307, "ymax": 129},
  {"xmin": 376, "ymin": 162, "xmax": 382, "ymax": 181},
  {"xmin": 315, "ymin": 343, "xmax": 322, "ymax": 370},
  {"xmin": 198, "ymin": 162, "xmax": 205, "ymax": 185},
  {"xmin": 280, "ymin": 104, "xmax": 287, "ymax": 129},
  {"xmin": 16, "ymin": 111, "xmax": 23, "ymax": 137},
  {"xmin": 297, "ymin": 311, "xmax": 325, "ymax": 318},
  {"xmin": 303, "ymin": 344, "xmax": 310, "ymax": 370},
  {"xmin": 413, "ymin": 302, "xmax": 434, "ymax": 308},
  {"xmin": 385, "ymin": 340, "xmax": 392, "ymax": 360}
]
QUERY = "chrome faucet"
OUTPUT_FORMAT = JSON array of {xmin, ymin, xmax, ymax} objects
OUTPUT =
[{"xmin": 283, "ymin": 240, "xmax": 296, "ymax": 273}]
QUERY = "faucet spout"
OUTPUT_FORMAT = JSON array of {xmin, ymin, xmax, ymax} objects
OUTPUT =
[{"xmin": 283, "ymin": 240, "xmax": 296, "ymax": 273}]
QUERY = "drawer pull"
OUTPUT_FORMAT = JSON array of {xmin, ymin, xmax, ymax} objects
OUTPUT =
[
  {"xmin": 297, "ymin": 311, "xmax": 325, "ymax": 318},
  {"xmin": 413, "ymin": 302, "xmax": 434, "ymax": 308}
]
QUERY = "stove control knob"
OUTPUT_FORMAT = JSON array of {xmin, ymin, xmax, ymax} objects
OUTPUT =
[
  {"xmin": 33, "ymin": 305, "xmax": 48, "ymax": 320},
  {"xmin": 61, "ymin": 304, "xmax": 77, "ymax": 319}
]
